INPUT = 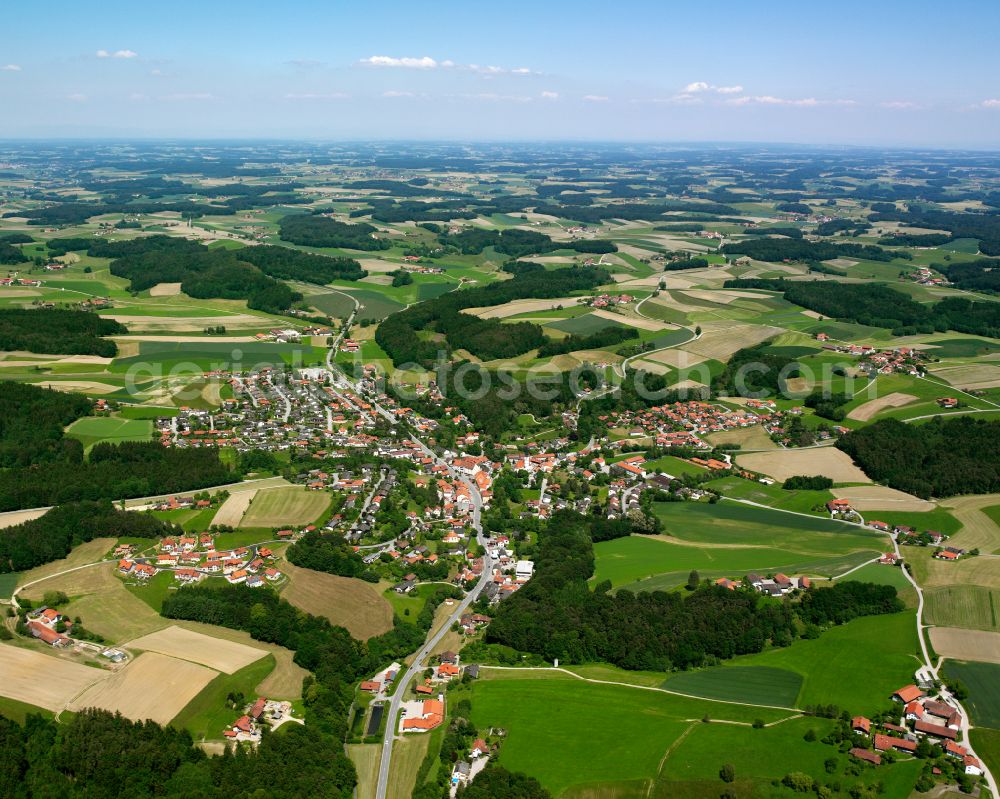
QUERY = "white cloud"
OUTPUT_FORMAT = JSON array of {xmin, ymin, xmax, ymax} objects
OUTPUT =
[
  {"xmin": 163, "ymin": 92, "xmax": 214, "ymax": 101},
  {"xmin": 66, "ymin": 93, "xmax": 87, "ymax": 102},
  {"xmin": 285, "ymin": 92, "xmax": 350, "ymax": 100},
  {"xmin": 97, "ymin": 49, "xmax": 138, "ymax": 59},
  {"xmin": 382, "ymin": 90, "xmax": 416, "ymax": 98},
  {"xmin": 540, "ymin": 90, "xmax": 559, "ymax": 99},
  {"xmin": 727, "ymin": 95, "xmax": 854, "ymax": 107},
  {"xmin": 361, "ymin": 55, "xmax": 441, "ymax": 69},
  {"xmin": 881, "ymin": 100, "xmax": 922, "ymax": 110},
  {"xmin": 129, "ymin": 92, "xmax": 148, "ymax": 101},
  {"xmin": 684, "ymin": 81, "xmax": 743, "ymax": 94},
  {"xmin": 980, "ymin": 99, "xmax": 1000, "ymax": 108},
  {"xmin": 511, "ymin": 67, "xmax": 532, "ymax": 75},
  {"xmin": 1, "ymin": 64, "xmax": 21, "ymax": 72},
  {"xmin": 463, "ymin": 92, "xmax": 532, "ymax": 102},
  {"xmin": 583, "ymin": 94, "xmax": 609, "ymax": 102}
]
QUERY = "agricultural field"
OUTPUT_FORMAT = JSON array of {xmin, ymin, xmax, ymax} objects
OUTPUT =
[
  {"xmin": 68, "ymin": 651, "xmax": 216, "ymax": 725},
  {"xmin": 64, "ymin": 415, "xmax": 153, "ymax": 449},
  {"xmin": 929, "ymin": 628, "xmax": 1000, "ymax": 665},
  {"xmin": 735, "ymin": 447, "xmax": 872, "ymax": 484},
  {"xmin": 595, "ymin": 500, "xmax": 884, "ymax": 589},
  {"xmin": 238, "ymin": 486, "xmax": 331, "ymax": 528},
  {"xmin": 279, "ymin": 560, "xmax": 394, "ymax": 639},
  {"xmin": 0, "ymin": 644, "xmax": 106, "ymax": 712},
  {"xmin": 942, "ymin": 660, "xmax": 1000, "ymax": 729},
  {"xmin": 126, "ymin": 625, "xmax": 268, "ymax": 673},
  {"xmin": 470, "ymin": 672, "xmax": 919, "ymax": 799}
]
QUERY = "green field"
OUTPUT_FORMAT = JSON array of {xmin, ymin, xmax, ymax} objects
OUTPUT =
[
  {"xmin": 720, "ymin": 612, "xmax": 919, "ymax": 712},
  {"xmin": 925, "ymin": 338, "xmax": 1000, "ymax": 358},
  {"xmin": 170, "ymin": 655, "xmax": 276, "ymax": 739},
  {"xmin": 970, "ymin": 728, "xmax": 1000, "ymax": 788},
  {"xmin": 65, "ymin": 416, "xmax": 153, "ymax": 449},
  {"xmin": 110, "ymin": 340, "xmax": 326, "ymax": 373},
  {"xmin": 0, "ymin": 572, "xmax": 20, "ymax": 599},
  {"xmin": 470, "ymin": 676, "xmax": 782, "ymax": 797},
  {"xmin": 239, "ymin": 486, "xmax": 331, "ymax": 528},
  {"xmin": 925, "ymin": 586, "xmax": 999, "ymax": 631},
  {"xmin": 471, "ymin": 674, "xmax": 919, "ymax": 799},
  {"xmin": 662, "ymin": 666, "xmax": 802, "ymax": 707},
  {"xmin": 0, "ymin": 696, "xmax": 55, "ymax": 723},
  {"xmin": 943, "ymin": 661, "xmax": 1000, "ymax": 728},
  {"xmin": 593, "ymin": 502, "xmax": 883, "ymax": 590},
  {"xmin": 549, "ymin": 313, "xmax": 626, "ymax": 335}
]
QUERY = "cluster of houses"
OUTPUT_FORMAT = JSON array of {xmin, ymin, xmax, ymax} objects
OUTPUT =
[
  {"xmin": 816, "ymin": 340, "xmax": 930, "ymax": 377},
  {"xmin": 739, "ymin": 572, "xmax": 811, "ymax": 596},
  {"xmin": 906, "ymin": 266, "xmax": 948, "ymax": 287},
  {"xmin": 844, "ymin": 685, "xmax": 983, "ymax": 776},
  {"xmin": 225, "ymin": 697, "xmax": 298, "ymax": 743},
  {"xmin": 118, "ymin": 537, "xmax": 282, "ymax": 587},
  {"xmin": 596, "ymin": 400, "xmax": 781, "ymax": 449},
  {"xmin": 585, "ymin": 293, "xmax": 635, "ymax": 308}
]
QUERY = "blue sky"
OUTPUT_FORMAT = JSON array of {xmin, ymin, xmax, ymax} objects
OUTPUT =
[{"xmin": 2, "ymin": 0, "xmax": 999, "ymax": 145}]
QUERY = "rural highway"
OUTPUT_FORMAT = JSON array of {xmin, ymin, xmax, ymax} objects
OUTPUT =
[{"xmin": 320, "ymin": 344, "xmax": 494, "ymax": 799}]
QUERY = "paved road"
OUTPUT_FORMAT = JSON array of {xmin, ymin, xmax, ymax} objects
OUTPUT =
[{"xmin": 320, "ymin": 346, "xmax": 494, "ymax": 799}]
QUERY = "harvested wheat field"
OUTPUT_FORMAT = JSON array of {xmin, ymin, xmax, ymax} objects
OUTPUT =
[
  {"xmin": 174, "ymin": 620, "xmax": 307, "ymax": 699},
  {"xmin": 211, "ymin": 489, "xmax": 257, "ymax": 527},
  {"xmin": 29, "ymin": 380, "xmax": 120, "ymax": 395},
  {"xmin": 148, "ymin": 282, "xmax": 182, "ymax": 297},
  {"xmin": 642, "ymin": 348, "xmax": 707, "ymax": 368},
  {"xmin": 471, "ymin": 297, "xmax": 583, "ymax": 319},
  {"xmin": 930, "ymin": 628, "xmax": 1000, "ymax": 665},
  {"xmin": 127, "ymin": 626, "xmax": 266, "ymax": 673},
  {"xmin": 830, "ymin": 485, "xmax": 935, "ymax": 512},
  {"xmin": 848, "ymin": 392, "xmax": 918, "ymax": 421},
  {"xmin": 706, "ymin": 426, "xmax": 779, "ymax": 451},
  {"xmin": 931, "ymin": 363, "xmax": 1000, "ymax": 390},
  {"xmin": 0, "ymin": 507, "xmax": 48, "ymax": 529},
  {"xmin": 17, "ymin": 539, "xmax": 114, "ymax": 589},
  {"xmin": 70, "ymin": 652, "xmax": 215, "ymax": 724},
  {"xmin": 589, "ymin": 309, "xmax": 665, "ymax": 331},
  {"xmin": 736, "ymin": 447, "xmax": 872, "ymax": 483},
  {"xmin": 942, "ymin": 494, "xmax": 1000, "ymax": 552},
  {"xmin": 281, "ymin": 561, "xmax": 394, "ymax": 640},
  {"xmin": 0, "ymin": 644, "xmax": 106, "ymax": 712},
  {"xmin": 104, "ymin": 314, "xmax": 265, "ymax": 332},
  {"xmin": 686, "ymin": 323, "xmax": 785, "ymax": 361}
]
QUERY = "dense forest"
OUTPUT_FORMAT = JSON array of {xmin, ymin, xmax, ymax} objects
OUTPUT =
[
  {"xmin": 99, "ymin": 236, "xmax": 301, "ymax": 315},
  {"xmin": 0, "ymin": 706, "xmax": 359, "ymax": 798},
  {"xmin": 0, "ymin": 500, "xmax": 179, "ymax": 573},
  {"xmin": 720, "ymin": 238, "xmax": 902, "ymax": 263},
  {"xmin": 278, "ymin": 213, "xmax": 391, "ymax": 251},
  {"xmin": 0, "ymin": 440, "xmax": 236, "ymax": 511},
  {"xmin": 869, "ymin": 207, "xmax": 1000, "ymax": 256},
  {"xmin": 375, "ymin": 266, "xmax": 610, "ymax": 367},
  {"xmin": 0, "ymin": 240, "xmax": 28, "ymax": 264},
  {"xmin": 286, "ymin": 529, "xmax": 377, "ymax": 581},
  {"xmin": 837, "ymin": 416, "xmax": 1000, "ymax": 498},
  {"xmin": 439, "ymin": 227, "xmax": 616, "ymax": 259},
  {"xmin": 724, "ymin": 278, "xmax": 1000, "ymax": 336},
  {"xmin": 485, "ymin": 511, "xmax": 800, "ymax": 670},
  {"xmin": 0, "ymin": 309, "xmax": 127, "ymax": 357},
  {"xmin": 0, "ymin": 385, "xmax": 237, "ymax": 509},
  {"xmin": 938, "ymin": 258, "xmax": 1000, "ymax": 293},
  {"xmin": 234, "ymin": 244, "xmax": 367, "ymax": 283},
  {"xmin": 486, "ymin": 510, "xmax": 904, "ymax": 671},
  {"xmin": 535, "ymin": 325, "xmax": 637, "ymax": 358},
  {"xmin": 0, "ymin": 381, "xmax": 91, "ymax": 468},
  {"xmin": 712, "ymin": 340, "xmax": 799, "ymax": 397}
]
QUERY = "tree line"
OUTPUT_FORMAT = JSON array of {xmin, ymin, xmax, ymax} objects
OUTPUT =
[
  {"xmin": 721, "ymin": 238, "xmax": 903, "ymax": 264},
  {"xmin": 278, "ymin": 214, "xmax": 391, "ymax": 251},
  {"xmin": 374, "ymin": 266, "xmax": 611, "ymax": 368},
  {"xmin": 485, "ymin": 509, "xmax": 904, "ymax": 671},
  {"xmin": 0, "ymin": 500, "xmax": 179, "ymax": 573},
  {"xmin": 0, "ymin": 309, "xmax": 127, "ymax": 357},
  {"xmin": 837, "ymin": 416, "xmax": 1000, "ymax": 498},
  {"xmin": 438, "ymin": 227, "xmax": 617, "ymax": 259}
]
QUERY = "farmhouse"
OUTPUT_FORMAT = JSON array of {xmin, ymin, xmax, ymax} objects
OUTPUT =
[
  {"xmin": 892, "ymin": 685, "xmax": 925, "ymax": 704},
  {"xmin": 874, "ymin": 734, "xmax": 917, "ymax": 754},
  {"xmin": 401, "ymin": 698, "xmax": 445, "ymax": 732},
  {"xmin": 849, "ymin": 748, "xmax": 881, "ymax": 766},
  {"xmin": 28, "ymin": 621, "xmax": 70, "ymax": 647}
]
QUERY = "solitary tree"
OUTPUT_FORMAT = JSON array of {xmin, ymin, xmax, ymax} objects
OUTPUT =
[{"xmin": 686, "ymin": 570, "xmax": 700, "ymax": 591}]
